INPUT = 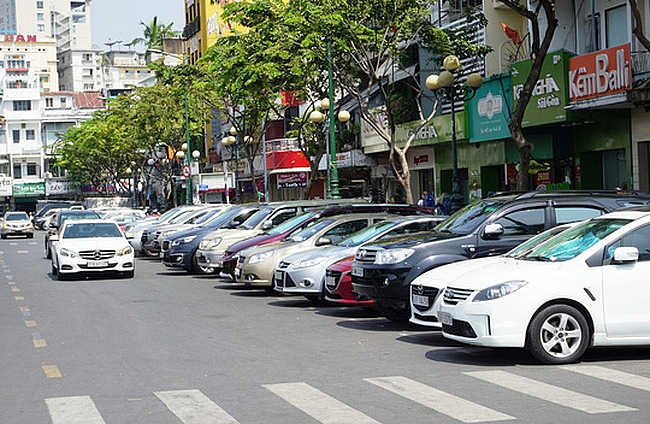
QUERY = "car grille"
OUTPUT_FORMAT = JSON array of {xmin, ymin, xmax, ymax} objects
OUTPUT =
[
  {"xmin": 141, "ymin": 232, "xmax": 149, "ymax": 243},
  {"xmin": 413, "ymin": 312, "xmax": 439, "ymax": 322},
  {"xmin": 78, "ymin": 263, "xmax": 117, "ymax": 269},
  {"xmin": 443, "ymin": 287, "xmax": 474, "ymax": 305},
  {"xmin": 442, "ymin": 319, "xmax": 477, "ymax": 338},
  {"xmin": 78, "ymin": 250, "xmax": 116, "ymax": 260},
  {"xmin": 355, "ymin": 248, "xmax": 377, "ymax": 264},
  {"xmin": 238, "ymin": 255, "xmax": 246, "ymax": 265},
  {"xmin": 162, "ymin": 240, "xmax": 171, "ymax": 251},
  {"xmin": 153, "ymin": 231, "xmax": 161, "ymax": 241},
  {"xmin": 274, "ymin": 269, "xmax": 296, "ymax": 288},
  {"xmin": 325, "ymin": 269, "xmax": 342, "ymax": 291},
  {"xmin": 411, "ymin": 286, "xmax": 440, "ymax": 312}
]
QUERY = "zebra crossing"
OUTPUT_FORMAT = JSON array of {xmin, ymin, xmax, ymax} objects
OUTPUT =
[{"xmin": 44, "ymin": 365, "xmax": 649, "ymax": 423}]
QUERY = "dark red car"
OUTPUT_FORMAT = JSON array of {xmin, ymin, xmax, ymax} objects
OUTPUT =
[
  {"xmin": 324, "ymin": 256, "xmax": 374, "ymax": 306},
  {"xmin": 221, "ymin": 204, "xmax": 435, "ymax": 279}
]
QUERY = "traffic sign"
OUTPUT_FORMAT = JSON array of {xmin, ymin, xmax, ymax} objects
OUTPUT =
[{"xmin": 181, "ymin": 164, "xmax": 191, "ymax": 178}]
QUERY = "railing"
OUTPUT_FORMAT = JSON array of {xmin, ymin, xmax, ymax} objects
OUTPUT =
[
  {"xmin": 182, "ymin": 17, "xmax": 201, "ymax": 39},
  {"xmin": 632, "ymin": 51, "xmax": 650, "ymax": 86}
]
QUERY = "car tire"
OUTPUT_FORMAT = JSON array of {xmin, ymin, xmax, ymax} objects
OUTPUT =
[
  {"xmin": 45, "ymin": 242, "xmax": 51, "ymax": 259},
  {"xmin": 1, "ymin": 234, "xmax": 5, "ymax": 239},
  {"xmin": 51, "ymin": 261, "xmax": 57, "ymax": 276},
  {"xmin": 191, "ymin": 252, "xmax": 215, "ymax": 274},
  {"xmin": 527, "ymin": 304, "xmax": 590, "ymax": 364},
  {"xmin": 377, "ymin": 303, "xmax": 411, "ymax": 322}
]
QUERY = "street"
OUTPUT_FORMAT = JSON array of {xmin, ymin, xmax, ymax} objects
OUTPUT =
[{"xmin": 2, "ymin": 233, "xmax": 650, "ymax": 423}]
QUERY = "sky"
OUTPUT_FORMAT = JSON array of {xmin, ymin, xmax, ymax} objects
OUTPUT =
[{"xmin": 90, "ymin": 0, "xmax": 185, "ymax": 51}]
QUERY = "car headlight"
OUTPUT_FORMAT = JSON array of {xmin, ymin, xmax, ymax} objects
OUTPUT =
[
  {"xmin": 473, "ymin": 280, "xmax": 528, "ymax": 302},
  {"xmin": 117, "ymin": 246, "xmax": 134, "ymax": 256},
  {"xmin": 375, "ymin": 248, "xmax": 415, "ymax": 265},
  {"xmin": 59, "ymin": 248, "xmax": 78, "ymax": 258},
  {"xmin": 291, "ymin": 256, "xmax": 327, "ymax": 269},
  {"xmin": 160, "ymin": 229, "xmax": 178, "ymax": 238},
  {"xmin": 200, "ymin": 237, "xmax": 222, "ymax": 250},
  {"xmin": 172, "ymin": 235, "xmax": 197, "ymax": 246},
  {"xmin": 249, "ymin": 251, "xmax": 274, "ymax": 264}
]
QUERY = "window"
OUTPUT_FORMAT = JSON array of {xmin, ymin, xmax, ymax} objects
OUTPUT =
[
  {"xmin": 25, "ymin": 129, "xmax": 35, "ymax": 140},
  {"xmin": 37, "ymin": 24, "xmax": 45, "ymax": 32},
  {"xmin": 60, "ymin": 97, "xmax": 67, "ymax": 108},
  {"xmin": 494, "ymin": 208, "xmax": 546, "ymax": 236},
  {"xmin": 606, "ymin": 4, "xmax": 628, "ymax": 48},
  {"xmin": 45, "ymin": 97, "xmax": 53, "ymax": 108},
  {"xmin": 324, "ymin": 220, "xmax": 369, "ymax": 244},
  {"xmin": 13, "ymin": 164, "xmax": 21, "ymax": 179},
  {"xmin": 70, "ymin": 1, "xmax": 86, "ymax": 12},
  {"xmin": 606, "ymin": 225, "xmax": 650, "ymax": 263},
  {"xmin": 555, "ymin": 207, "xmax": 603, "ymax": 224},
  {"xmin": 13, "ymin": 100, "xmax": 31, "ymax": 111},
  {"xmin": 12, "ymin": 130, "xmax": 20, "ymax": 143},
  {"xmin": 36, "ymin": 1, "xmax": 44, "ymax": 8},
  {"xmin": 83, "ymin": 83, "xmax": 93, "ymax": 90},
  {"xmin": 27, "ymin": 163, "xmax": 37, "ymax": 176},
  {"xmin": 37, "ymin": 13, "xmax": 44, "ymax": 21},
  {"xmin": 72, "ymin": 15, "xmax": 86, "ymax": 23},
  {"xmin": 270, "ymin": 209, "xmax": 297, "ymax": 226}
]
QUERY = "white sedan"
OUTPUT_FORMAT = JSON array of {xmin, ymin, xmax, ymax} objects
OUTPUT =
[
  {"xmin": 437, "ymin": 209, "xmax": 650, "ymax": 364},
  {"xmin": 50, "ymin": 219, "xmax": 135, "ymax": 280}
]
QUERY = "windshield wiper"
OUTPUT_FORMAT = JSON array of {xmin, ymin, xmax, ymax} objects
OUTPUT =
[{"xmin": 526, "ymin": 255, "xmax": 553, "ymax": 262}]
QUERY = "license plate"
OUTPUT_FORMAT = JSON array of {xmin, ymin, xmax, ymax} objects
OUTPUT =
[
  {"xmin": 274, "ymin": 270, "xmax": 283, "ymax": 283},
  {"xmin": 351, "ymin": 266, "xmax": 363, "ymax": 277},
  {"xmin": 325, "ymin": 275, "xmax": 336, "ymax": 288},
  {"xmin": 234, "ymin": 267, "xmax": 241, "ymax": 279},
  {"xmin": 159, "ymin": 251, "xmax": 164, "ymax": 258},
  {"xmin": 87, "ymin": 260, "xmax": 108, "ymax": 268},
  {"xmin": 439, "ymin": 311, "xmax": 453, "ymax": 326},
  {"xmin": 412, "ymin": 294, "xmax": 429, "ymax": 308}
]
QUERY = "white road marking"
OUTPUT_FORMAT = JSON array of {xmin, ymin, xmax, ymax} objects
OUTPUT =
[
  {"xmin": 9, "ymin": 242, "xmax": 17, "ymax": 245},
  {"xmin": 562, "ymin": 365, "xmax": 650, "ymax": 392},
  {"xmin": 154, "ymin": 389, "xmax": 239, "ymax": 424},
  {"xmin": 45, "ymin": 396, "xmax": 106, "ymax": 424},
  {"xmin": 28, "ymin": 242, "xmax": 37, "ymax": 245},
  {"xmin": 465, "ymin": 370, "xmax": 635, "ymax": 414},
  {"xmin": 17, "ymin": 250, "xmax": 28, "ymax": 254},
  {"xmin": 366, "ymin": 376, "xmax": 513, "ymax": 423},
  {"xmin": 264, "ymin": 382, "xmax": 380, "ymax": 424}
]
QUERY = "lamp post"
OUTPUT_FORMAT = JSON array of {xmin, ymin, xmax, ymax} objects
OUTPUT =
[
  {"xmin": 125, "ymin": 166, "xmax": 133, "ymax": 207},
  {"xmin": 426, "ymin": 55, "xmax": 482, "ymax": 214}
]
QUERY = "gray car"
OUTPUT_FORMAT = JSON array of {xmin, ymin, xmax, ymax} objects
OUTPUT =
[
  {"xmin": 1, "ymin": 212, "xmax": 34, "ymax": 238},
  {"xmin": 275, "ymin": 216, "xmax": 444, "ymax": 300}
]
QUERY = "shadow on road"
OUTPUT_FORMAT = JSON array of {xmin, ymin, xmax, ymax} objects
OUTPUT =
[
  {"xmin": 425, "ymin": 347, "xmax": 535, "ymax": 367},
  {"xmin": 581, "ymin": 347, "xmax": 650, "ymax": 363},
  {"xmin": 315, "ymin": 307, "xmax": 380, "ymax": 319},
  {"xmin": 336, "ymin": 318, "xmax": 429, "ymax": 332},
  {"xmin": 396, "ymin": 331, "xmax": 462, "ymax": 348}
]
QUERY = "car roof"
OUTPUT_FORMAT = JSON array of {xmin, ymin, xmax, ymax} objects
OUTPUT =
[
  {"xmin": 61, "ymin": 219, "xmax": 119, "ymax": 227},
  {"xmin": 594, "ymin": 209, "xmax": 650, "ymax": 221}
]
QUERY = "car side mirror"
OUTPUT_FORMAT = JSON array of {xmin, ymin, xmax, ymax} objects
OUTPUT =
[
  {"xmin": 483, "ymin": 223, "xmax": 504, "ymax": 239},
  {"xmin": 613, "ymin": 246, "xmax": 639, "ymax": 264},
  {"xmin": 125, "ymin": 234, "xmax": 134, "ymax": 240},
  {"xmin": 315, "ymin": 236, "xmax": 332, "ymax": 247},
  {"xmin": 50, "ymin": 234, "xmax": 59, "ymax": 242},
  {"xmin": 262, "ymin": 220, "xmax": 273, "ymax": 230}
]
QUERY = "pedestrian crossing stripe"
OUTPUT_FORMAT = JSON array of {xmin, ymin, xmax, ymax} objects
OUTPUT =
[
  {"xmin": 465, "ymin": 370, "xmax": 636, "ymax": 414},
  {"xmin": 154, "ymin": 389, "xmax": 239, "ymax": 424},
  {"xmin": 45, "ymin": 396, "xmax": 104, "ymax": 424},
  {"xmin": 561, "ymin": 365, "xmax": 650, "ymax": 392}
]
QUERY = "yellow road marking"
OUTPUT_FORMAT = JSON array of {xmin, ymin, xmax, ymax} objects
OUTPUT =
[
  {"xmin": 25, "ymin": 320, "xmax": 36, "ymax": 327},
  {"xmin": 19, "ymin": 306, "xmax": 30, "ymax": 312},
  {"xmin": 42, "ymin": 365, "xmax": 62, "ymax": 378},
  {"xmin": 14, "ymin": 296, "xmax": 24, "ymax": 301},
  {"xmin": 11, "ymin": 287, "xmax": 19, "ymax": 292},
  {"xmin": 33, "ymin": 339, "xmax": 47, "ymax": 348}
]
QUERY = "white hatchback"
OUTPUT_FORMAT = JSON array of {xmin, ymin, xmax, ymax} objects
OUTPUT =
[
  {"xmin": 438, "ymin": 209, "xmax": 650, "ymax": 364},
  {"xmin": 50, "ymin": 219, "xmax": 135, "ymax": 280}
]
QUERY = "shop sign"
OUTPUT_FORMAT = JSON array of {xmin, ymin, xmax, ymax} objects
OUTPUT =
[
  {"xmin": 4, "ymin": 34, "xmax": 36, "ymax": 43},
  {"xmin": 0, "ymin": 176, "xmax": 12, "ymax": 196},
  {"xmin": 511, "ymin": 50, "xmax": 572, "ymax": 127},
  {"xmin": 467, "ymin": 75, "xmax": 513, "ymax": 143},
  {"xmin": 277, "ymin": 172, "xmax": 307, "ymax": 189},
  {"xmin": 569, "ymin": 44, "xmax": 631, "ymax": 102},
  {"xmin": 13, "ymin": 182, "xmax": 45, "ymax": 196},
  {"xmin": 336, "ymin": 152, "xmax": 352, "ymax": 168},
  {"xmin": 46, "ymin": 178, "xmax": 75, "ymax": 195}
]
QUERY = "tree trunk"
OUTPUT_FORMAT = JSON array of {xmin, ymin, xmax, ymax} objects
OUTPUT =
[
  {"xmin": 512, "ymin": 125, "xmax": 531, "ymax": 190},
  {"xmin": 391, "ymin": 147, "xmax": 413, "ymax": 204}
]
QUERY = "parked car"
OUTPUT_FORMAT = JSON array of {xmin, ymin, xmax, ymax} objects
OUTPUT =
[
  {"xmin": 218, "ymin": 204, "xmax": 437, "ymax": 279},
  {"xmin": 124, "ymin": 206, "xmax": 190, "ymax": 253},
  {"xmin": 352, "ymin": 190, "xmax": 650, "ymax": 322},
  {"xmin": 275, "ymin": 216, "xmax": 444, "ymax": 301},
  {"xmin": 45, "ymin": 209, "xmax": 102, "ymax": 258},
  {"xmin": 36, "ymin": 208, "xmax": 64, "ymax": 231},
  {"xmin": 139, "ymin": 205, "xmax": 214, "ymax": 256},
  {"xmin": 409, "ymin": 222, "xmax": 578, "ymax": 328},
  {"xmin": 33, "ymin": 201, "xmax": 83, "ymax": 229},
  {"xmin": 1, "ymin": 211, "xmax": 34, "ymax": 238},
  {"xmin": 235, "ymin": 214, "xmax": 387, "ymax": 295},
  {"xmin": 50, "ymin": 219, "xmax": 135, "ymax": 280},
  {"xmin": 324, "ymin": 256, "xmax": 375, "ymax": 306},
  {"xmin": 161, "ymin": 205, "xmax": 261, "ymax": 273},
  {"xmin": 438, "ymin": 207, "xmax": 650, "ymax": 364},
  {"xmin": 196, "ymin": 200, "xmax": 382, "ymax": 275}
]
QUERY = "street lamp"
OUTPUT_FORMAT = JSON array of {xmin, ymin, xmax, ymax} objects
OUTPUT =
[
  {"xmin": 222, "ymin": 132, "xmax": 239, "ymax": 203},
  {"xmin": 426, "ymin": 54, "xmax": 482, "ymax": 214}
]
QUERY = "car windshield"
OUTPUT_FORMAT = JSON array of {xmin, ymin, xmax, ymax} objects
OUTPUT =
[
  {"xmin": 268, "ymin": 212, "xmax": 315, "ymax": 236},
  {"xmin": 157, "ymin": 208, "xmax": 182, "ymax": 222},
  {"xmin": 62, "ymin": 222, "xmax": 123, "ymax": 239},
  {"xmin": 169, "ymin": 209, "xmax": 202, "ymax": 224},
  {"xmin": 522, "ymin": 218, "xmax": 630, "ymax": 262},
  {"xmin": 202, "ymin": 207, "xmax": 247, "ymax": 227},
  {"xmin": 288, "ymin": 219, "xmax": 335, "ymax": 242},
  {"xmin": 192, "ymin": 208, "xmax": 223, "ymax": 224},
  {"xmin": 60, "ymin": 212, "xmax": 99, "ymax": 224},
  {"xmin": 338, "ymin": 221, "xmax": 397, "ymax": 247},
  {"xmin": 435, "ymin": 199, "xmax": 506, "ymax": 235},
  {"xmin": 6, "ymin": 212, "xmax": 29, "ymax": 221},
  {"xmin": 505, "ymin": 224, "xmax": 574, "ymax": 258},
  {"xmin": 239, "ymin": 208, "xmax": 273, "ymax": 229}
]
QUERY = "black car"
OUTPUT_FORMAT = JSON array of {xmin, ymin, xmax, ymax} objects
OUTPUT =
[
  {"xmin": 351, "ymin": 190, "xmax": 650, "ymax": 322},
  {"xmin": 44, "ymin": 209, "xmax": 101, "ymax": 258}
]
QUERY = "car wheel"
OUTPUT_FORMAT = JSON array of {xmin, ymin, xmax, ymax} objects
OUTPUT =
[
  {"xmin": 377, "ymin": 303, "xmax": 411, "ymax": 322},
  {"xmin": 1, "ymin": 234, "xmax": 5, "ymax": 239},
  {"xmin": 51, "ymin": 261, "xmax": 57, "ymax": 276},
  {"xmin": 45, "ymin": 242, "xmax": 51, "ymax": 259},
  {"xmin": 191, "ymin": 252, "xmax": 215, "ymax": 274},
  {"xmin": 527, "ymin": 304, "xmax": 590, "ymax": 364}
]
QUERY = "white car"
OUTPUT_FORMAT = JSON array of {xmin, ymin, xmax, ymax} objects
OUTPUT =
[
  {"xmin": 50, "ymin": 219, "xmax": 135, "ymax": 280},
  {"xmin": 409, "ymin": 223, "xmax": 577, "ymax": 328},
  {"xmin": 437, "ymin": 209, "xmax": 650, "ymax": 364}
]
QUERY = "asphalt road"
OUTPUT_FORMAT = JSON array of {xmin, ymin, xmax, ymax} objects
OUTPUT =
[{"xmin": 2, "ymin": 233, "xmax": 650, "ymax": 423}]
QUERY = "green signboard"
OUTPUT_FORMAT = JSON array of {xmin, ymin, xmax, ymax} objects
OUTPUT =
[
  {"xmin": 13, "ymin": 182, "xmax": 46, "ymax": 197},
  {"xmin": 467, "ymin": 75, "xmax": 512, "ymax": 143},
  {"xmin": 395, "ymin": 111, "xmax": 466, "ymax": 148},
  {"xmin": 511, "ymin": 50, "xmax": 572, "ymax": 127}
]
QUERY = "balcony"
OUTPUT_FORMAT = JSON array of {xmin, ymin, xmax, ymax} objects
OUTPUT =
[
  {"xmin": 626, "ymin": 51, "xmax": 650, "ymax": 107},
  {"xmin": 182, "ymin": 17, "xmax": 201, "ymax": 39}
]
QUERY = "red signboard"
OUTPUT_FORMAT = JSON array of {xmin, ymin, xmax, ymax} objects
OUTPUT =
[
  {"xmin": 4, "ymin": 34, "xmax": 37, "ymax": 43},
  {"xmin": 277, "ymin": 172, "xmax": 307, "ymax": 189},
  {"xmin": 569, "ymin": 44, "xmax": 631, "ymax": 101}
]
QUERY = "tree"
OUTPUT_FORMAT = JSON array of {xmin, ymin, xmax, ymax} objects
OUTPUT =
[
  {"xmin": 498, "ymin": 0, "xmax": 558, "ymax": 190},
  {"xmin": 630, "ymin": 0, "xmax": 650, "ymax": 52},
  {"xmin": 131, "ymin": 16, "xmax": 179, "ymax": 50}
]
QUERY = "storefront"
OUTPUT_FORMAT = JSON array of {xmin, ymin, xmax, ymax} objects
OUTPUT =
[{"xmin": 12, "ymin": 181, "xmax": 46, "ymax": 212}]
